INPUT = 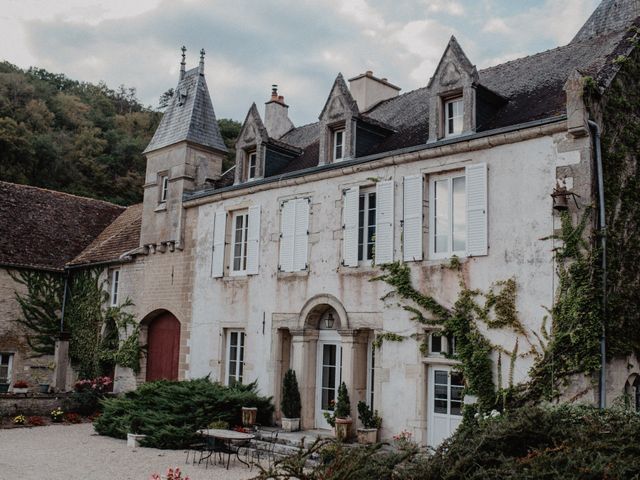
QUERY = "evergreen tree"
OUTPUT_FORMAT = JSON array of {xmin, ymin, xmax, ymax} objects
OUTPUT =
[{"xmin": 281, "ymin": 369, "xmax": 301, "ymax": 418}]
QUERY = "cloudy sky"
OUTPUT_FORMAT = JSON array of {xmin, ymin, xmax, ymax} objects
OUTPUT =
[{"xmin": 1, "ymin": 0, "xmax": 599, "ymax": 125}]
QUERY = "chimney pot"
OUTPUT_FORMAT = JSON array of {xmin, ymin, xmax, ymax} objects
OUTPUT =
[
  {"xmin": 366, "ymin": 70, "xmax": 373, "ymax": 76},
  {"xmin": 278, "ymin": 95, "xmax": 284, "ymax": 103}
]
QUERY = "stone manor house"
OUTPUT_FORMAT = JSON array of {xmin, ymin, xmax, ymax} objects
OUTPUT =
[{"xmin": 1, "ymin": 0, "xmax": 639, "ymax": 446}]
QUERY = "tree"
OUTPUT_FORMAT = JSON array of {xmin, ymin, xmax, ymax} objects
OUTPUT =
[{"xmin": 281, "ymin": 369, "xmax": 302, "ymax": 418}]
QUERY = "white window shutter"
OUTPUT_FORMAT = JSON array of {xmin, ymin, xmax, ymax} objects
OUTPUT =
[
  {"xmin": 246, "ymin": 205, "xmax": 261, "ymax": 274},
  {"xmin": 403, "ymin": 175, "xmax": 423, "ymax": 261},
  {"xmin": 293, "ymin": 198, "xmax": 310, "ymax": 271},
  {"xmin": 342, "ymin": 186, "xmax": 359, "ymax": 267},
  {"xmin": 466, "ymin": 163, "xmax": 488, "ymax": 256},
  {"xmin": 375, "ymin": 180, "xmax": 394, "ymax": 265},
  {"xmin": 211, "ymin": 210, "xmax": 226, "ymax": 278},
  {"xmin": 279, "ymin": 200, "xmax": 295, "ymax": 272}
]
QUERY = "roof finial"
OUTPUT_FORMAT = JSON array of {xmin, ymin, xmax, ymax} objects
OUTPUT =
[
  {"xmin": 199, "ymin": 48, "xmax": 205, "ymax": 74},
  {"xmin": 180, "ymin": 46, "xmax": 186, "ymax": 79}
]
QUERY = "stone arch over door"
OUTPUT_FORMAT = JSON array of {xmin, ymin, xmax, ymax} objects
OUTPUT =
[
  {"xmin": 299, "ymin": 294, "xmax": 349, "ymax": 330},
  {"xmin": 143, "ymin": 310, "xmax": 181, "ymax": 382}
]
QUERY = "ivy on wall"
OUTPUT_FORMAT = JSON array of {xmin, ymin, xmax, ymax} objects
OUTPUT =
[{"xmin": 12, "ymin": 267, "xmax": 143, "ymax": 379}]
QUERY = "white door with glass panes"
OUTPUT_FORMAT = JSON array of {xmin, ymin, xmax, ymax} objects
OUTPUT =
[
  {"xmin": 315, "ymin": 330, "xmax": 342, "ymax": 429},
  {"xmin": 428, "ymin": 367, "xmax": 464, "ymax": 446}
]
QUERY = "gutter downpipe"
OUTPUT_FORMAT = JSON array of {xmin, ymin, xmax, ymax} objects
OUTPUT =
[{"xmin": 588, "ymin": 119, "xmax": 607, "ymax": 409}]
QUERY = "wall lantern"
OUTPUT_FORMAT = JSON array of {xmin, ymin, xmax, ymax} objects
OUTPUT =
[
  {"xmin": 551, "ymin": 184, "xmax": 580, "ymax": 212},
  {"xmin": 325, "ymin": 312, "xmax": 335, "ymax": 329}
]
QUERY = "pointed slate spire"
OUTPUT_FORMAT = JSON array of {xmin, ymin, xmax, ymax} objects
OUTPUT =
[{"xmin": 143, "ymin": 55, "xmax": 227, "ymax": 154}]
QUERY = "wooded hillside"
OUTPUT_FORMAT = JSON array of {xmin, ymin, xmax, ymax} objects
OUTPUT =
[{"xmin": 0, "ymin": 61, "xmax": 240, "ymax": 205}]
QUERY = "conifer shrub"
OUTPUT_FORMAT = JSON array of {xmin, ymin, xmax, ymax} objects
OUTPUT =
[
  {"xmin": 93, "ymin": 378, "xmax": 273, "ymax": 449},
  {"xmin": 281, "ymin": 369, "xmax": 301, "ymax": 419}
]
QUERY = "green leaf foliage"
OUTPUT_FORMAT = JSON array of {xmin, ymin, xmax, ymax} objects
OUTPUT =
[
  {"xmin": 0, "ymin": 61, "xmax": 241, "ymax": 205},
  {"xmin": 257, "ymin": 406, "xmax": 640, "ymax": 480},
  {"xmin": 93, "ymin": 378, "xmax": 274, "ymax": 449}
]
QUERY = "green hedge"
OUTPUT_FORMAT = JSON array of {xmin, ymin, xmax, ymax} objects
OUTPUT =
[{"xmin": 93, "ymin": 378, "xmax": 273, "ymax": 449}]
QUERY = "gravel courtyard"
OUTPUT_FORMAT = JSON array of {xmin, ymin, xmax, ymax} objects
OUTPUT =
[{"xmin": 0, "ymin": 423, "xmax": 257, "ymax": 480}]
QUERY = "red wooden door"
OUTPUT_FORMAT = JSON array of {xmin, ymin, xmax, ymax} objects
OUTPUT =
[{"xmin": 146, "ymin": 312, "xmax": 180, "ymax": 381}]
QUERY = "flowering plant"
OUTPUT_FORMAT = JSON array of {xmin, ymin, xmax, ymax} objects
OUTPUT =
[
  {"xmin": 74, "ymin": 376, "xmax": 112, "ymax": 394},
  {"xmin": 149, "ymin": 467, "xmax": 190, "ymax": 480},
  {"xmin": 392, "ymin": 430, "xmax": 415, "ymax": 450},
  {"xmin": 51, "ymin": 407, "xmax": 64, "ymax": 422},
  {"xmin": 28, "ymin": 416, "xmax": 46, "ymax": 426},
  {"xmin": 13, "ymin": 415, "xmax": 26, "ymax": 425},
  {"xmin": 233, "ymin": 425, "xmax": 250, "ymax": 433},
  {"xmin": 64, "ymin": 412, "xmax": 82, "ymax": 424},
  {"xmin": 13, "ymin": 380, "xmax": 28, "ymax": 388}
]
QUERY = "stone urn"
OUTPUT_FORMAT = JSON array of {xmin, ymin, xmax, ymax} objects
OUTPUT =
[
  {"xmin": 281, "ymin": 417, "xmax": 300, "ymax": 432},
  {"xmin": 334, "ymin": 417, "xmax": 353, "ymax": 442},
  {"xmin": 242, "ymin": 407, "xmax": 258, "ymax": 427}
]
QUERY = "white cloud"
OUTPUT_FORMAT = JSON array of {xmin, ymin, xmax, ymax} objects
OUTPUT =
[
  {"xmin": 482, "ymin": 18, "xmax": 511, "ymax": 34},
  {"xmin": 424, "ymin": 0, "xmax": 465, "ymax": 16}
]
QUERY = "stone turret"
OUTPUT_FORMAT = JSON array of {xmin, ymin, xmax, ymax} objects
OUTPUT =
[{"xmin": 141, "ymin": 47, "xmax": 227, "ymax": 249}]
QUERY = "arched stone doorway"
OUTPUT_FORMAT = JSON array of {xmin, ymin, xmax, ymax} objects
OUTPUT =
[
  {"xmin": 145, "ymin": 311, "xmax": 180, "ymax": 382},
  {"xmin": 279, "ymin": 295, "xmax": 370, "ymax": 430}
]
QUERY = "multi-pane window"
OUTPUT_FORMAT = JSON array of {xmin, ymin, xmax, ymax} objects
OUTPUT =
[
  {"xmin": 430, "ymin": 174, "xmax": 466, "ymax": 258},
  {"xmin": 247, "ymin": 152, "xmax": 257, "ymax": 180},
  {"xmin": 0, "ymin": 353, "xmax": 13, "ymax": 383},
  {"xmin": 358, "ymin": 190, "xmax": 376, "ymax": 261},
  {"xmin": 444, "ymin": 98, "xmax": 463, "ymax": 138},
  {"xmin": 110, "ymin": 269, "xmax": 120, "ymax": 306},
  {"xmin": 433, "ymin": 370, "xmax": 464, "ymax": 416},
  {"xmin": 160, "ymin": 175, "xmax": 169, "ymax": 202},
  {"xmin": 333, "ymin": 129, "xmax": 345, "ymax": 161},
  {"xmin": 226, "ymin": 330, "xmax": 245, "ymax": 385},
  {"xmin": 231, "ymin": 211, "xmax": 249, "ymax": 274}
]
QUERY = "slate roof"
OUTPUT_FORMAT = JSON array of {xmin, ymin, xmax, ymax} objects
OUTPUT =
[
  {"xmin": 235, "ymin": 8, "xmax": 637, "ymax": 186},
  {"xmin": 573, "ymin": 0, "xmax": 640, "ymax": 42},
  {"xmin": 144, "ymin": 67, "xmax": 227, "ymax": 154},
  {"xmin": 69, "ymin": 204, "xmax": 143, "ymax": 267},
  {"xmin": 0, "ymin": 181, "xmax": 124, "ymax": 271}
]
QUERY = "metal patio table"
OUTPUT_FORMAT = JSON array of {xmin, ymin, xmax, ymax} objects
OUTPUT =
[{"xmin": 196, "ymin": 428, "xmax": 255, "ymax": 469}]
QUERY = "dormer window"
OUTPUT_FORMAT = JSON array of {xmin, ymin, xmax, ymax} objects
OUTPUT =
[
  {"xmin": 160, "ymin": 174, "xmax": 169, "ymax": 202},
  {"xmin": 444, "ymin": 98, "xmax": 463, "ymax": 138},
  {"xmin": 333, "ymin": 129, "xmax": 345, "ymax": 162},
  {"xmin": 247, "ymin": 151, "xmax": 257, "ymax": 180}
]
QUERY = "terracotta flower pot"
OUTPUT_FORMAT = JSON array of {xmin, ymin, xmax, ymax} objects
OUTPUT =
[
  {"xmin": 357, "ymin": 428, "xmax": 378, "ymax": 444},
  {"xmin": 242, "ymin": 407, "xmax": 258, "ymax": 427},
  {"xmin": 334, "ymin": 417, "xmax": 353, "ymax": 442}
]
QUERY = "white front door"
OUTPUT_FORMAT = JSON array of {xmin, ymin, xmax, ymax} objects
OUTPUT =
[
  {"xmin": 428, "ymin": 367, "xmax": 464, "ymax": 446},
  {"xmin": 315, "ymin": 330, "xmax": 342, "ymax": 429}
]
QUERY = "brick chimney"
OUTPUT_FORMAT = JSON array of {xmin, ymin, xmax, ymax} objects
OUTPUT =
[
  {"xmin": 264, "ymin": 85, "xmax": 294, "ymax": 139},
  {"xmin": 348, "ymin": 71, "xmax": 401, "ymax": 112}
]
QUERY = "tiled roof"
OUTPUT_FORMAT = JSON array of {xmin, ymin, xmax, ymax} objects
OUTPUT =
[
  {"xmin": 0, "ymin": 181, "xmax": 124, "ymax": 271},
  {"xmin": 254, "ymin": 18, "xmax": 636, "ymax": 180},
  {"xmin": 69, "ymin": 204, "xmax": 142, "ymax": 267},
  {"xmin": 573, "ymin": 0, "xmax": 640, "ymax": 42},
  {"xmin": 144, "ymin": 67, "xmax": 227, "ymax": 154}
]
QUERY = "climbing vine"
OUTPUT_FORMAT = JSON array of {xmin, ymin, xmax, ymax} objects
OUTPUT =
[{"xmin": 372, "ymin": 260, "xmax": 529, "ymax": 411}]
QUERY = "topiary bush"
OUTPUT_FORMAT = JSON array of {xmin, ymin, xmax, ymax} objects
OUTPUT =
[
  {"xmin": 281, "ymin": 369, "xmax": 301, "ymax": 419},
  {"xmin": 93, "ymin": 378, "xmax": 273, "ymax": 449}
]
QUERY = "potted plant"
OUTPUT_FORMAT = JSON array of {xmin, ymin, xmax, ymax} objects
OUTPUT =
[
  {"xmin": 12, "ymin": 380, "xmax": 28, "ymax": 394},
  {"xmin": 127, "ymin": 415, "xmax": 147, "ymax": 448},
  {"xmin": 324, "ymin": 382, "xmax": 352, "ymax": 441},
  {"xmin": 356, "ymin": 401, "xmax": 382, "ymax": 444},
  {"xmin": 280, "ymin": 369, "xmax": 301, "ymax": 432}
]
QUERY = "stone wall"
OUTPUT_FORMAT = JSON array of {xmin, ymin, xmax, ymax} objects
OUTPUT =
[{"xmin": 0, "ymin": 393, "xmax": 76, "ymax": 417}]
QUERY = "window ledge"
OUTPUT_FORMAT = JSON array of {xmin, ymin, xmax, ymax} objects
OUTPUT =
[
  {"xmin": 222, "ymin": 275, "xmax": 249, "ymax": 284},
  {"xmin": 421, "ymin": 356, "xmax": 460, "ymax": 366},
  {"xmin": 154, "ymin": 203, "xmax": 167, "ymax": 212},
  {"xmin": 277, "ymin": 270, "xmax": 309, "ymax": 280},
  {"xmin": 337, "ymin": 264, "xmax": 381, "ymax": 276}
]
